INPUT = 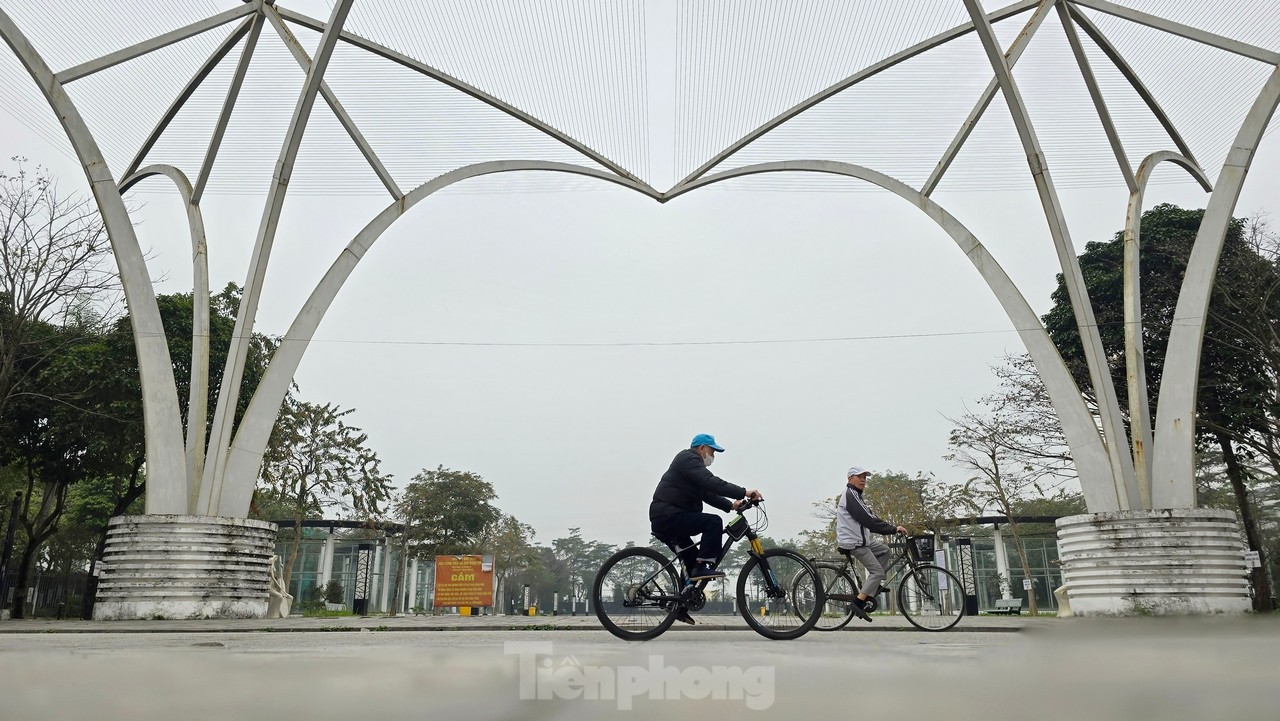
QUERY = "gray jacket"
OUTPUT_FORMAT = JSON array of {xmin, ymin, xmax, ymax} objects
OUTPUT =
[{"xmin": 835, "ymin": 485, "xmax": 897, "ymax": 549}]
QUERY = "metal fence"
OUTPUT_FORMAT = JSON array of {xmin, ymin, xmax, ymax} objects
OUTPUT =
[{"xmin": 2, "ymin": 570, "xmax": 91, "ymax": 618}]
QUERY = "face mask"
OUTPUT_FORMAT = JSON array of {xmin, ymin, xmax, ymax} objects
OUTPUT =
[{"xmin": 703, "ymin": 453, "xmax": 715, "ymax": 467}]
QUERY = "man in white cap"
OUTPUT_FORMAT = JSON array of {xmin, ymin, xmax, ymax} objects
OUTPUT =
[{"xmin": 835, "ymin": 466, "xmax": 907, "ymax": 621}]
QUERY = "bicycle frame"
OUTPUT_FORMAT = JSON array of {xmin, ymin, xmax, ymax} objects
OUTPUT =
[
  {"xmin": 816, "ymin": 537, "xmax": 929, "ymax": 599},
  {"xmin": 630, "ymin": 507, "xmax": 780, "ymax": 608}
]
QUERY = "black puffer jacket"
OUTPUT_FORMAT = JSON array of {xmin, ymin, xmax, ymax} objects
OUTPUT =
[{"xmin": 649, "ymin": 449, "xmax": 747, "ymax": 521}]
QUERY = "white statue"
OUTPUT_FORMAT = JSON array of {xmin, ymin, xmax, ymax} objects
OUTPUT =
[{"xmin": 266, "ymin": 555, "xmax": 293, "ymax": 619}]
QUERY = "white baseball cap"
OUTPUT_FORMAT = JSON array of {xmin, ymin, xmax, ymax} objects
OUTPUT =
[{"xmin": 847, "ymin": 466, "xmax": 871, "ymax": 478}]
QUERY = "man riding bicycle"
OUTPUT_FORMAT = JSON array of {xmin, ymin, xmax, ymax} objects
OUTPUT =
[
  {"xmin": 649, "ymin": 434, "xmax": 763, "ymax": 589},
  {"xmin": 836, "ymin": 466, "xmax": 907, "ymax": 622}
]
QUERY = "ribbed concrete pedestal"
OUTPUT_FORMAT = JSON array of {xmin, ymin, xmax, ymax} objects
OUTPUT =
[
  {"xmin": 92, "ymin": 515, "xmax": 277, "ymax": 621},
  {"xmin": 1056, "ymin": 509, "xmax": 1251, "ymax": 616}
]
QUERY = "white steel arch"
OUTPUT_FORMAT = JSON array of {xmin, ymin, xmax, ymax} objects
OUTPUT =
[{"xmin": 1, "ymin": 1, "xmax": 1277, "ymax": 518}]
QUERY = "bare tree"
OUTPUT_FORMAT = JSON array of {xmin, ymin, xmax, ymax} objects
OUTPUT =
[
  {"xmin": 0, "ymin": 158, "xmax": 117, "ymax": 420},
  {"xmin": 945, "ymin": 360, "xmax": 1073, "ymax": 615},
  {"xmin": 258, "ymin": 399, "xmax": 393, "ymax": 593}
]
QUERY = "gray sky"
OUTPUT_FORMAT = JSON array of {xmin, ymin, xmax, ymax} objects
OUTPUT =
[{"xmin": 2, "ymin": 0, "xmax": 1278, "ymax": 547}]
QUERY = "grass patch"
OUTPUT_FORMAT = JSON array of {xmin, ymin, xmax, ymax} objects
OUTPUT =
[{"xmin": 302, "ymin": 608, "xmax": 356, "ymax": 618}]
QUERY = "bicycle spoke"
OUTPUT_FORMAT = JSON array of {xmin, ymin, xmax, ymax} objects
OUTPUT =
[
  {"xmin": 740, "ymin": 551, "xmax": 820, "ymax": 638},
  {"xmin": 897, "ymin": 565, "xmax": 964, "ymax": 631},
  {"xmin": 811, "ymin": 566, "xmax": 857, "ymax": 631},
  {"xmin": 596, "ymin": 551, "xmax": 679, "ymax": 637}
]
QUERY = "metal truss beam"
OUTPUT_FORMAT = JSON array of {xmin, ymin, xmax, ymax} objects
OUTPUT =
[
  {"xmin": 120, "ymin": 17, "xmax": 254, "ymax": 183},
  {"xmin": 1057, "ymin": 2, "xmax": 1135, "ymax": 192},
  {"xmin": 923, "ymin": 0, "xmax": 1057, "ymax": 197},
  {"xmin": 1071, "ymin": 0, "xmax": 1280, "ymax": 66},
  {"xmin": 676, "ymin": 0, "xmax": 1044, "ymax": 190},
  {"xmin": 274, "ymin": 6, "xmax": 656, "ymax": 194},
  {"xmin": 1066, "ymin": 6, "xmax": 1204, "ymax": 173},
  {"xmin": 265, "ymin": 8, "xmax": 402, "ymax": 199},
  {"xmin": 194, "ymin": 11, "xmax": 265, "ymax": 206},
  {"xmin": 54, "ymin": 4, "xmax": 257, "ymax": 84},
  {"xmin": 964, "ymin": 0, "xmax": 1139, "ymax": 510},
  {"xmin": 200, "ymin": 0, "xmax": 356, "ymax": 516}
]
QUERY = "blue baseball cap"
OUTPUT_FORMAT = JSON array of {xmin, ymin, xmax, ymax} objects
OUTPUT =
[{"xmin": 690, "ymin": 433, "xmax": 725, "ymax": 452}]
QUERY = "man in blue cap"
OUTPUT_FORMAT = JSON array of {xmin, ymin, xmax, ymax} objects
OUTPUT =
[{"xmin": 650, "ymin": 434, "xmax": 762, "ymax": 587}]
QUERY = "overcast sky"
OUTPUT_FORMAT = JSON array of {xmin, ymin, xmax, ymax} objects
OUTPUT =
[{"xmin": 2, "ymin": 0, "xmax": 1278, "ymax": 548}]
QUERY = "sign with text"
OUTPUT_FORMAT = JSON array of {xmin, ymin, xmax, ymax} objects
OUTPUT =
[
  {"xmin": 1245, "ymin": 550, "xmax": 1261, "ymax": 569},
  {"xmin": 433, "ymin": 555, "xmax": 494, "ymax": 608},
  {"xmin": 1022, "ymin": 579, "xmax": 1033, "ymax": 590}
]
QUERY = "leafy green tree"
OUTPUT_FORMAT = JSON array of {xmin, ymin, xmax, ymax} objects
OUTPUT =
[
  {"xmin": 480, "ymin": 514, "xmax": 540, "ymax": 610},
  {"xmin": 1043, "ymin": 204, "xmax": 1278, "ymax": 609},
  {"xmin": 259, "ymin": 399, "xmax": 392, "ymax": 591},
  {"xmin": 863, "ymin": 470, "xmax": 968, "ymax": 536},
  {"xmin": 549, "ymin": 527, "xmax": 615, "ymax": 611},
  {"xmin": 397, "ymin": 466, "xmax": 501, "ymax": 558}
]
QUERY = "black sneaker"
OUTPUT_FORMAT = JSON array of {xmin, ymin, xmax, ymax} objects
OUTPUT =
[
  {"xmin": 850, "ymin": 598, "xmax": 873, "ymax": 623},
  {"xmin": 674, "ymin": 608, "xmax": 696, "ymax": 626},
  {"xmin": 688, "ymin": 563, "xmax": 725, "ymax": 581}
]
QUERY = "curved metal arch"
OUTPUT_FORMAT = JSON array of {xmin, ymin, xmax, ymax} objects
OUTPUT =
[
  {"xmin": 1152, "ymin": 67, "xmax": 1280, "ymax": 509},
  {"xmin": 213, "ymin": 160, "xmax": 646, "ymax": 516},
  {"xmin": 0, "ymin": 7, "xmax": 189, "ymax": 513},
  {"xmin": 119, "ymin": 165, "xmax": 213, "ymax": 513},
  {"xmin": 668, "ymin": 159, "xmax": 1118, "ymax": 510},
  {"xmin": 1122, "ymin": 151, "xmax": 1211, "ymax": 508},
  {"xmin": 210, "ymin": 157, "xmax": 1119, "ymax": 517}
]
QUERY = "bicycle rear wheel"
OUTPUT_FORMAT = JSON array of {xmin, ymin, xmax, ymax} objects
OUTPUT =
[
  {"xmin": 593, "ymin": 547, "xmax": 681, "ymax": 641},
  {"xmin": 809, "ymin": 566, "xmax": 857, "ymax": 631},
  {"xmin": 896, "ymin": 564, "xmax": 964, "ymax": 631},
  {"xmin": 737, "ymin": 549, "xmax": 822, "ymax": 640}
]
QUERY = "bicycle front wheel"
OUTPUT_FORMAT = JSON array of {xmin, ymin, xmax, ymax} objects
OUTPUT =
[
  {"xmin": 896, "ymin": 564, "xmax": 964, "ymax": 631},
  {"xmin": 737, "ymin": 549, "xmax": 822, "ymax": 640},
  {"xmin": 593, "ymin": 547, "xmax": 681, "ymax": 641}
]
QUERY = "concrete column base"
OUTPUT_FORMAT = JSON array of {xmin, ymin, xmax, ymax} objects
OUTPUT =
[
  {"xmin": 1056, "ymin": 509, "xmax": 1251, "ymax": 616},
  {"xmin": 92, "ymin": 515, "xmax": 277, "ymax": 621}
]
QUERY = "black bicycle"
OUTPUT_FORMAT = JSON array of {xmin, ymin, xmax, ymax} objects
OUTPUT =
[
  {"xmin": 802, "ymin": 535, "xmax": 964, "ymax": 631},
  {"xmin": 593, "ymin": 499, "xmax": 824, "ymax": 641}
]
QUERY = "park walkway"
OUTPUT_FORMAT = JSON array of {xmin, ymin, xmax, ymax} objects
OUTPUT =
[{"xmin": 0, "ymin": 612, "xmax": 1037, "ymax": 633}]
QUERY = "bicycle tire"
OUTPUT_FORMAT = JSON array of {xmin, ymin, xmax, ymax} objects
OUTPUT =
[
  {"xmin": 810, "ymin": 565, "xmax": 858, "ymax": 631},
  {"xmin": 737, "ymin": 548, "xmax": 823, "ymax": 640},
  {"xmin": 593, "ymin": 547, "xmax": 681, "ymax": 641},
  {"xmin": 896, "ymin": 564, "xmax": 964, "ymax": 632}
]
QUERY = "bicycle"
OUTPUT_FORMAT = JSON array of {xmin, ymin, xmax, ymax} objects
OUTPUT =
[
  {"xmin": 801, "ymin": 534, "xmax": 964, "ymax": 631},
  {"xmin": 592, "ymin": 498, "xmax": 825, "ymax": 641}
]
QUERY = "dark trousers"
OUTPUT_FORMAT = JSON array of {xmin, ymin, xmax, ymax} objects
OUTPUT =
[{"xmin": 651, "ymin": 511, "xmax": 724, "ymax": 566}]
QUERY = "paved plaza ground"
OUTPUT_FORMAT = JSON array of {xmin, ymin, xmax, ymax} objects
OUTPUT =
[{"xmin": 1, "ymin": 615, "xmax": 1276, "ymax": 719}]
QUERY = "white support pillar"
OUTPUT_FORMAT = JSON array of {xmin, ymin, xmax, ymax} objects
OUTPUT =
[
  {"xmin": 993, "ymin": 527, "xmax": 1013, "ymax": 600},
  {"xmin": 371, "ymin": 543, "xmax": 383, "ymax": 612},
  {"xmin": 318, "ymin": 531, "xmax": 335, "ymax": 588},
  {"xmin": 379, "ymin": 539, "xmax": 393, "ymax": 613},
  {"xmin": 408, "ymin": 559, "xmax": 419, "ymax": 613},
  {"xmin": 398, "ymin": 552, "xmax": 409, "ymax": 613}
]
